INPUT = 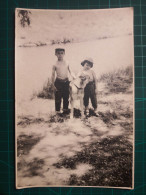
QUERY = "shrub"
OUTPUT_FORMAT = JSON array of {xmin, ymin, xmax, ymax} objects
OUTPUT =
[
  {"xmin": 37, "ymin": 79, "xmax": 54, "ymax": 99},
  {"xmin": 98, "ymin": 66, "xmax": 133, "ymax": 94},
  {"xmin": 51, "ymin": 38, "xmax": 74, "ymax": 45}
]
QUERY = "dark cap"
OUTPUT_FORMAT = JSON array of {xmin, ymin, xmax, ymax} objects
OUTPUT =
[{"xmin": 55, "ymin": 48, "xmax": 65, "ymax": 54}]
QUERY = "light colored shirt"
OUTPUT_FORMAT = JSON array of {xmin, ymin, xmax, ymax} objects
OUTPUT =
[{"xmin": 77, "ymin": 69, "xmax": 95, "ymax": 82}]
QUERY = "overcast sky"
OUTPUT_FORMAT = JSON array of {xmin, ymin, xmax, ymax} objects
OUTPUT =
[{"xmin": 16, "ymin": 7, "xmax": 133, "ymax": 43}]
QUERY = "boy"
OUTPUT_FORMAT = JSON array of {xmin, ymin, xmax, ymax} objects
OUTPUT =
[
  {"xmin": 51, "ymin": 48, "xmax": 75, "ymax": 114},
  {"xmin": 80, "ymin": 57, "xmax": 98, "ymax": 115}
]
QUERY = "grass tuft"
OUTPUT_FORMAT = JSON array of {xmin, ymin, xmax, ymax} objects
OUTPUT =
[
  {"xmin": 37, "ymin": 79, "xmax": 54, "ymax": 99},
  {"xmin": 98, "ymin": 66, "xmax": 133, "ymax": 94}
]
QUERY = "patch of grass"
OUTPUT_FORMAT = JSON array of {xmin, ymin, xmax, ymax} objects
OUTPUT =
[
  {"xmin": 98, "ymin": 66, "xmax": 133, "ymax": 94},
  {"xmin": 120, "ymin": 108, "xmax": 133, "ymax": 119},
  {"xmin": 53, "ymin": 135, "xmax": 132, "ymax": 187},
  {"xmin": 51, "ymin": 38, "xmax": 74, "ymax": 45},
  {"xmin": 19, "ymin": 41, "xmax": 47, "ymax": 47},
  {"xmin": 24, "ymin": 158, "xmax": 45, "ymax": 177},
  {"xmin": 17, "ymin": 134, "xmax": 42, "ymax": 156},
  {"xmin": 49, "ymin": 114, "xmax": 65, "ymax": 123},
  {"xmin": 98, "ymin": 110, "xmax": 118, "ymax": 125},
  {"xmin": 18, "ymin": 116, "xmax": 44, "ymax": 127},
  {"xmin": 36, "ymin": 41, "xmax": 47, "ymax": 46},
  {"xmin": 120, "ymin": 122, "xmax": 133, "ymax": 131},
  {"xmin": 119, "ymin": 108, "xmax": 133, "ymax": 131},
  {"xmin": 37, "ymin": 79, "xmax": 54, "ymax": 99}
]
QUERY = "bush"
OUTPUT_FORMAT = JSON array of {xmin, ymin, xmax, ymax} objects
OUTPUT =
[
  {"xmin": 37, "ymin": 79, "xmax": 54, "ymax": 99},
  {"xmin": 98, "ymin": 66, "xmax": 133, "ymax": 94},
  {"xmin": 51, "ymin": 38, "xmax": 74, "ymax": 45}
]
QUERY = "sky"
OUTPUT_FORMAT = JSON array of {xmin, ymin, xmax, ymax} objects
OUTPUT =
[{"xmin": 16, "ymin": 7, "xmax": 133, "ymax": 44}]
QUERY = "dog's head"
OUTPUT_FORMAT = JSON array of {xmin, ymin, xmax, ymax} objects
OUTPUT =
[
  {"xmin": 79, "ymin": 74, "xmax": 89, "ymax": 81},
  {"xmin": 71, "ymin": 73, "xmax": 90, "ymax": 90},
  {"xmin": 79, "ymin": 74, "xmax": 90, "ymax": 87}
]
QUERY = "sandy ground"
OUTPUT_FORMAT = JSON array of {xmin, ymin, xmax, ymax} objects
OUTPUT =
[{"xmin": 16, "ymin": 81, "xmax": 133, "ymax": 188}]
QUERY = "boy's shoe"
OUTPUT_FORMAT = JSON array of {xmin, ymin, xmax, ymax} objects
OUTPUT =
[
  {"xmin": 94, "ymin": 110, "xmax": 99, "ymax": 117},
  {"xmin": 62, "ymin": 109, "xmax": 70, "ymax": 115},
  {"xmin": 56, "ymin": 111, "xmax": 62, "ymax": 116}
]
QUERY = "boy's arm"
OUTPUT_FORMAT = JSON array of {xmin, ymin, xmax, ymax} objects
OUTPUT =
[
  {"xmin": 51, "ymin": 65, "xmax": 56, "ymax": 89},
  {"xmin": 68, "ymin": 66, "xmax": 76, "ymax": 79}
]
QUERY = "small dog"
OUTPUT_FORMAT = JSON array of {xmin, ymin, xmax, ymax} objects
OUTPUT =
[{"xmin": 69, "ymin": 73, "xmax": 90, "ymax": 119}]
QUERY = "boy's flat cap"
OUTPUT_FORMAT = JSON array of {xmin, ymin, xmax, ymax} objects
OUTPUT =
[
  {"xmin": 55, "ymin": 48, "xmax": 65, "ymax": 52},
  {"xmin": 81, "ymin": 57, "xmax": 94, "ymax": 67}
]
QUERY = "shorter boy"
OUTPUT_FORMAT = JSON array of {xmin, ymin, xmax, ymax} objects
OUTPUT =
[
  {"xmin": 51, "ymin": 48, "xmax": 75, "ymax": 114},
  {"xmin": 80, "ymin": 58, "xmax": 98, "ymax": 115}
]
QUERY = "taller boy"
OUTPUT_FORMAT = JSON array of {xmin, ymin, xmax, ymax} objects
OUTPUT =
[{"xmin": 51, "ymin": 48, "xmax": 74, "ymax": 114}]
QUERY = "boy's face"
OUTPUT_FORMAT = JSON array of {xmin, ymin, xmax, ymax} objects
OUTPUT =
[
  {"xmin": 83, "ymin": 62, "xmax": 92, "ymax": 70},
  {"xmin": 55, "ymin": 51, "xmax": 65, "ymax": 61}
]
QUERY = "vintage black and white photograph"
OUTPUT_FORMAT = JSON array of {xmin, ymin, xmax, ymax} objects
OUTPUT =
[{"xmin": 15, "ymin": 8, "xmax": 134, "ymax": 189}]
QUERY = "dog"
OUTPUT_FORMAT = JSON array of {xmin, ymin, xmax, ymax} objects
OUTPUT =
[{"xmin": 69, "ymin": 73, "xmax": 90, "ymax": 119}]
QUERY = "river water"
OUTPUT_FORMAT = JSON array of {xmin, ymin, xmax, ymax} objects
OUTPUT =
[{"xmin": 15, "ymin": 35, "xmax": 133, "ymax": 102}]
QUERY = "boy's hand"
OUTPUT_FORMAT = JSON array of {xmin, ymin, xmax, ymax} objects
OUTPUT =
[{"xmin": 52, "ymin": 84, "xmax": 57, "ymax": 92}]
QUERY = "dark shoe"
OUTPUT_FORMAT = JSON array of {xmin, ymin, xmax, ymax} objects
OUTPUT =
[
  {"xmin": 63, "ymin": 109, "xmax": 70, "ymax": 115},
  {"xmin": 94, "ymin": 110, "xmax": 99, "ymax": 117}
]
